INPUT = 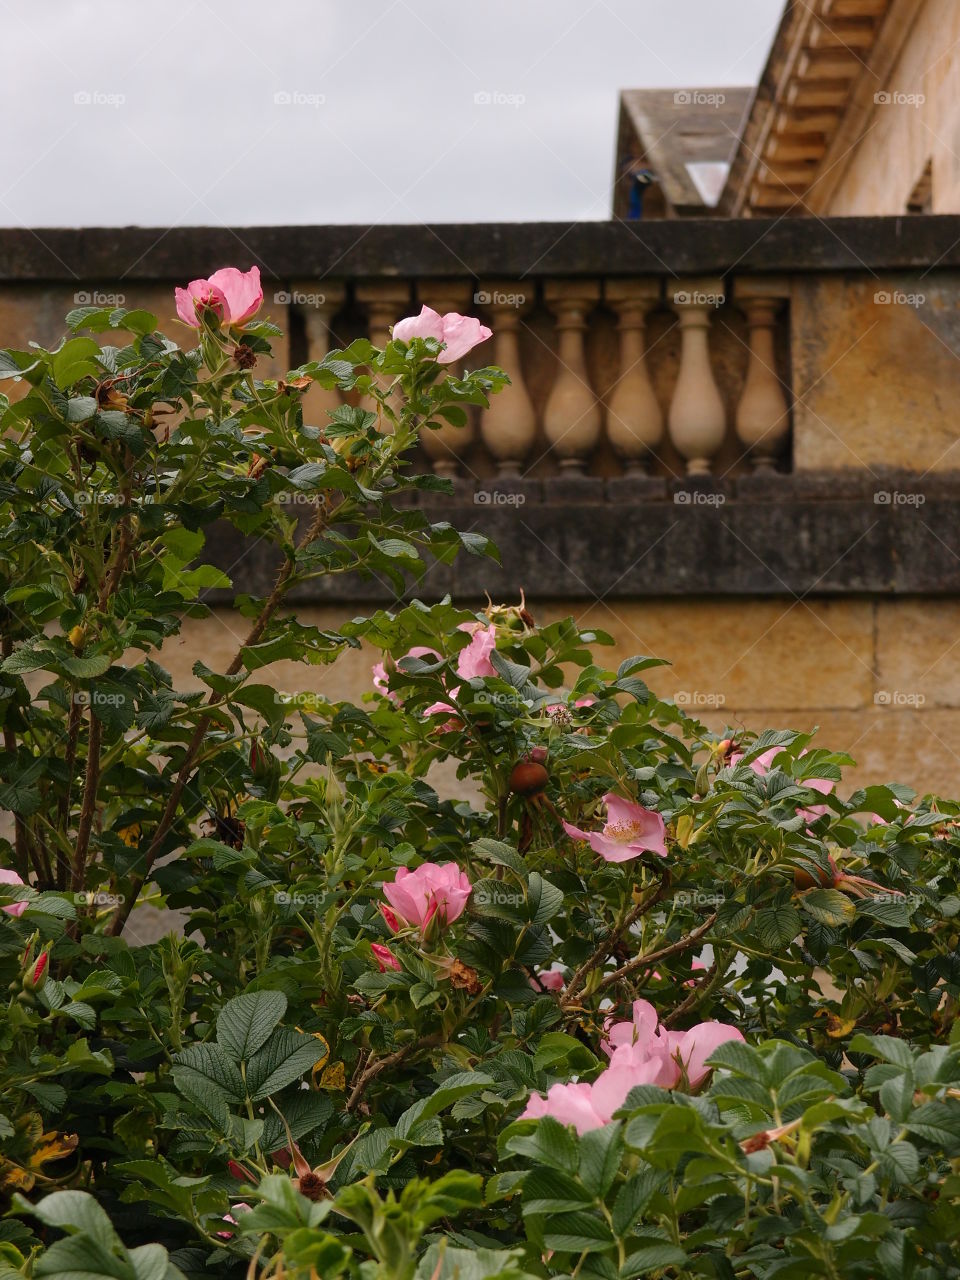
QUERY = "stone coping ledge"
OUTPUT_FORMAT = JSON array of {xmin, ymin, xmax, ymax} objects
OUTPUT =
[
  {"xmin": 202, "ymin": 473, "xmax": 960, "ymax": 605},
  {"xmin": 0, "ymin": 218, "xmax": 958, "ymax": 281}
]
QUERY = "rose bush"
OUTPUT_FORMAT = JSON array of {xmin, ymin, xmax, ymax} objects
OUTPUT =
[{"xmin": 0, "ymin": 277, "xmax": 959, "ymax": 1278}]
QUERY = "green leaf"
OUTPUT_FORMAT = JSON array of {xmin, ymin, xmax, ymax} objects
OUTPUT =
[
  {"xmin": 217, "ymin": 990, "xmax": 288, "ymax": 1060},
  {"xmin": 502, "ymin": 1115, "xmax": 579, "ymax": 1174},
  {"xmin": 878, "ymin": 1140, "xmax": 920, "ymax": 1184},
  {"xmin": 622, "ymin": 1244, "xmax": 688, "ymax": 1276},
  {"xmin": 66, "ymin": 396, "xmax": 98, "ymax": 423},
  {"xmin": 471, "ymin": 837, "xmax": 527, "ymax": 876},
  {"xmin": 33, "ymin": 1235, "xmax": 134, "ymax": 1279},
  {"xmin": 171, "ymin": 1043, "xmax": 244, "ymax": 1120},
  {"xmin": 799, "ymin": 887, "xmax": 856, "ymax": 926},
  {"xmin": 115, "ymin": 309, "xmax": 158, "ymax": 336},
  {"xmin": 394, "ymin": 1072, "xmax": 494, "ymax": 1142},
  {"xmin": 52, "ymin": 337, "xmax": 102, "ymax": 389},
  {"xmin": 521, "ymin": 1167, "xmax": 593, "ymax": 1214},
  {"xmin": 611, "ymin": 1166, "xmax": 663, "ymax": 1235},
  {"xmin": 849, "ymin": 1034, "xmax": 915, "ymax": 1070},
  {"xmin": 754, "ymin": 903, "xmax": 801, "ymax": 950},
  {"xmin": 578, "ymin": 1120, "xmax": 623, "ymax": 1197},
  {"xmin": 13, "ymin": 1190, "xmax": 118, "ymax": 1249},
  {"xmin": 246, "ymin": 1028, "xmax": 329, "ymax": 1101},
  {"xmin": 541, "ymin": 1209, "xmax": 614, "ymax": 1253},
  {"xmin": 527, "ymin": 873, "xmax": 563, "ymax": 925}
]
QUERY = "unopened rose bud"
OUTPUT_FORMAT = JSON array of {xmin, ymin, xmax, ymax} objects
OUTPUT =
[
  {"xmin": 371, "ymin": 943, "xmax": 401, "ymax": 973},
  {"xmin": 68, "ymin": 625, "xmax": 86, "ymax": 653},
  {"xmin": 25, "ymin": 950, "xmax": 48, "ymax": 992}
]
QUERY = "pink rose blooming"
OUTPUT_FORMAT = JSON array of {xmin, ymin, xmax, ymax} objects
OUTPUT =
[
  {"xmin": 424, "ymin": 622, "xmax": 498, "ymax": 725},
  {"xmin": 175, "ymin": 266, "xmax": 263, "ymax": 328},
  {"xmin": 372, "ymin": 646, "xmax": 440, "ymax": 702},
  {"xmin": 371, "ymin": 943, "xmax": 402, "ymax": 973},
  {"xmin": 562, "ymin": 793, "xmax": 667, "ymax": 862},
  {"xmin": 216, "ymin": 1203, "xmax": 252, "ymax": 1240},
  {"xmin": 523, "ymin": 1006, "xmax": 743, "ymax": 1133},
  {"xmin": 529, "ymin": 968, "xmax": 566, "ymax": 992},
  {"xmin": 522, "ymin": 1081, "xmax": 608, "ymax": 1135},
  {"xmin": 731, "ymin": 746, "xmax": 835, "ymax": 824},
  {"xmin": 392, "ymin": 305, "xmax": 492, "ymax": 365},
  {"xmin": 382, "ymin": 862, "xmax": 472, "ymax": 934},
  {"xmin": 456, "ymin": 622, "xmax": 497, "ymax": 679},
  {"xmin": 0, "ymin": 869, "xmax": 27, "ymax": 918}
]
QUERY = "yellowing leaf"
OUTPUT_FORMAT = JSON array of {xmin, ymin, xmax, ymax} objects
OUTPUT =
[{"xmin": 318, "ymin": 1061, "xmax": 345, "ymax": 1091}]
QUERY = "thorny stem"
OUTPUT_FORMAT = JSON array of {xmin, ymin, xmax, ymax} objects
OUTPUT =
[
  {"xmin": 71, "ymin": 710, "xmax": 102, "ymax": 896},
  {"xmin": 592, "ymin": 911, "xmax": 720, "ymax": 998},
  {"xmin": 561, "ymin": 862, "xmax": 672, "ymax": 1007}
]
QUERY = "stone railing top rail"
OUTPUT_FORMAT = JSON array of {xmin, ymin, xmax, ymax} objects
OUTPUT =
[{"xmin": 0, "ymin": 217, "xmax": 957, "ymax": 281}]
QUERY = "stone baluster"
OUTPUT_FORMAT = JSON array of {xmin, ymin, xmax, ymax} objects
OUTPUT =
[
  {"xmin": 733, "ymin": 278, "xmax": 790, "ymax": 471},
  {"xmin": 605, "ymin": 279, "xmax": 664, "ymax": 474},
  {"xmin": 543, "ymin": 281, "xmax": 602, "ymax": 473},
  {"xmin": 294, "ymin": 281, "xmax": 345, "ymax": 427},
  {"xmin": 667, "ymin": 279, "xmax": 726, "ymax": 475},
  {"xmin": 416, "ymin": 280, "xmax": 473, "ymax": 477},
  {"xmin": 356, "ymin": 281, "xmax": 412, "ymax": 428},
  {"xmin": 478, "ymin": 283, "xmax": 537, "ymax": 475}
]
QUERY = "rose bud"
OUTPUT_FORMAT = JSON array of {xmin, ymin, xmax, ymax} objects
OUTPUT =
[{"xmin": 23, "ymin": 947, "xmax": 49, "ymax": 992}]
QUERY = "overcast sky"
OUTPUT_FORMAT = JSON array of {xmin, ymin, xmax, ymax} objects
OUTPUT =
[{"xmin": 5, "ymin": 0, "xmax": 782, "ymax": 227}]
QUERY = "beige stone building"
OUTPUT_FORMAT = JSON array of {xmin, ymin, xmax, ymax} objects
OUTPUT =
[
  {"xmin": 1, "ymin": 0, "xmax": 959, "ymax": 802},
  {"xmin": 615, "ymin": 0, "xmax": 960, "ymax": 218}
]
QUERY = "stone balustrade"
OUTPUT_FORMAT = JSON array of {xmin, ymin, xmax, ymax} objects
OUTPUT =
[
  {"xmin": 0, "ymin": 217, "xmax": 956, "ymax": 487},
  {"xmin": 294, "ymin": 271, "xmax": 793, "ymax": 483}
]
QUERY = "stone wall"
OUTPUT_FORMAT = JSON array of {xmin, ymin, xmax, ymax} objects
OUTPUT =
[{"xmin": 160, "ymin": 597, "xmax": 959, "ymax": 798}]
